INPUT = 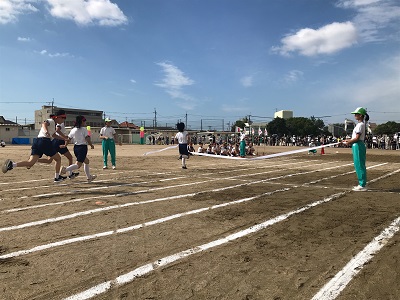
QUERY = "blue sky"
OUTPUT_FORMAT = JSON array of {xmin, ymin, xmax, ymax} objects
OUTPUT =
[{"xmin": 0, "ymin": 0, "xmax": 399, "ymax": 130}]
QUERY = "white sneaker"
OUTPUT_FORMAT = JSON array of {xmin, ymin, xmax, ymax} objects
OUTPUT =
[
  {"xmin": 103, "ymin": 166, "xmax": 108, "ymax": 169},
  {"xmin": 112, "ymin": 165, "xmax": 116, "ymax": 170},
  {"xmin": 87, "ymin": 174, "xmax": 97, "ymax": 182},
  {"xmin": 352, "ymin": 185, "xmax": 367, "ymax": 192}
]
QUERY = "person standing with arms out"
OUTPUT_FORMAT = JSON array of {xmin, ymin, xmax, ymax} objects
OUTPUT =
[
  {"xmin": 37, "ymin": 110, "xmax": 79, "ymax": 179},
  {"xmin": 2, "ymin": 114, "xmax": 66, "ymax": 182},
  {"xmin": 61, "ymin": 116, "xmax": 96, "ymax": 182},
  {"xmin": 343, "ymin": 107, "xmax": 369, "ymax": 191},
  {"xmin": 175, "ymin": 122, "xmax": 190, "ymax": 169},
  {"xmin": 99, "ymin": 118, "xmax": 119, "ymax": 170}
]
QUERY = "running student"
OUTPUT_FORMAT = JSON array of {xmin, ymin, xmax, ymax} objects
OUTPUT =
[
  {"xmin": 61, "ymin": 115, "xmax": 96, "ymax": 182},
  {"xmin": 2, "ymin": 113, "xmax": 66, "ymax": 182},
  {"xmin": 175, "ymin": 122, "xmax": 190, "ymax": 169},
  {"xmin": 343, "ymin": 107, "xmax": 369, "ymax": 191},
  {"xmin": 36, "ymin": 110, "xmax": 79, "ymax": 179}
]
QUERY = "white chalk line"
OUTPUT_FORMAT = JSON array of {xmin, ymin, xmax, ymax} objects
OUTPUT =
[
  {"xmin": 0, "ymin": 169, "xmax": 136, "ymax": 189},
  {"xmin": 17, "ymin": 159, "xmax": 308, "ymax": 199},
  {"xmin": 311, "ymin": 215, "xmax": 400, "ymax": 300},
  {"xmin": 0, "ymin": 158, "xmax": 301, "ymax": 195},
  {"xmin": 9, "ymin": 164, "xmax": 393, "ymax": 260},
  {"xmin": 63, "ymin": 191, "xmax": 348, "ymax": 300},
  {"xmin": 1, "ymin": 179, "xmax": 216, "ymax": 214},
  {"xmin": 0, "ymin": 161, "xmax": 352, "ymax": 233},
  {"xmin": 21, "ymin": 176, "xmax": 187, "ymax": 199},
  {"xmin": 1, "ymin": 160, "xmax": 349, "ymax": 215},
  {"xmin": 0, "ymin": 187, "xmax": 291, "ymax": 260},
  {"xmin": 2, "ymin": 159, "xmax": 326, "ymax": 210},
  {"xmin": 1, "ymin": 170, "xmax": 172, "ymax": 194},
  {"xmin": 0, "ymin": 164, "xmax": 381, "ymax": 232}
]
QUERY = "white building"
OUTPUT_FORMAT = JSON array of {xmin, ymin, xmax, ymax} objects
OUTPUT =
[{"xmin": 274, "ymin": 110, "xmax": 293, "ymax": 119}]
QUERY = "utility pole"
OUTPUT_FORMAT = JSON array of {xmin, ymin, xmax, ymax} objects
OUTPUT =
[
  {"xmin": 185, "ymin": 113, "xmax": 187, "ymax": 127},
  {"xmin": 154, "ymin": 108, "xmax": 157, "ymax": 129},
  {"xmin": 51, "ymin": 98, "xmax": 54, "ymax": 114}
]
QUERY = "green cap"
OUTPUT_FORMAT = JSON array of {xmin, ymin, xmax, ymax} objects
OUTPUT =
[
  {"xmin": 105, "ymin": 118, "xmax": 112, "ymax": 122},
  {"xmin": 351, "ymin": 107, "xmax": 366, "ymax": 115}
]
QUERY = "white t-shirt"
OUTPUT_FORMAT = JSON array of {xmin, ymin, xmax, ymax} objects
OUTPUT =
[
  {"xmin": 100, "ymin": 126, "xmax": 116, "ymax": 139},
  {"xmin": 175, "ymin": 131, "xmax": 188, "ymax": 144},
  {"xmin": 352, "ymin": 122, "xmax": 365, "ymax": 141},
  {"xmin": 56, "ymin": 123, "xmax": 66, "ymax": 135},
  {"xmin": 38, "ymin": 119, "xmax": 56, "ymax": 139},
  {"xmin": 68, "ymin": 127, "xmax": 89, "ymax": 145}
]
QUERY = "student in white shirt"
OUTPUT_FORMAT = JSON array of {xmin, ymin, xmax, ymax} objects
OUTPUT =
[
  {"xmin": 2, "ymin": 114, "xmax": 66, "ymax": 182},
  {"xmin": 343, "ymin": 107, "xmax": 369, "ymax": 191},
  {"xmin": 61, "ymin": 115, "xmax": 96, "ymax": 182},
  {"xmin": 174, "ymin": 122, "xmax": 190, "ymax": 169},
  {"xmin": 99, "ymin": 118, "xmax": 119, "ymax": 170}
]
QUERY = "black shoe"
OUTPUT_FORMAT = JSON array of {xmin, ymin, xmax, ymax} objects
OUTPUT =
[
  {"xmin": 2, "ymin": 159, "xmax": 13, "ymax": 173},
  {"xmin": 54, "ymin": 176, "xmax": 65, "ymax": 183},
  {"xmin": 58, "ymin": 175, "xmax": 67, "ymax": 180},
  {"xmin": 182, "ymin": 166, "xmax": 187, "ymax": 169},
  {"xmin": 69, "ymin": 172, "xmax": 79, "ymax": 179}
]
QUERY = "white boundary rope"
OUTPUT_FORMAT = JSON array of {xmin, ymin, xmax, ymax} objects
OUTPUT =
[
  {"xmin": 191, "ymin": 142, "xmax": 340, "ymax": 160},
  {"xmin": 142, "ymin": 142, "xmax": 340, "ymax": 159},
  {"xmin": 143, "ymin": 145, "xmax": 177, "ymax": 155}
]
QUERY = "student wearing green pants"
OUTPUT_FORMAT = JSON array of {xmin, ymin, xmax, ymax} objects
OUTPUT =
[
  {"xmin": 99, "ymin": 118, "xmax": 119, "ymax": 170},
  {"xmin": 344, "ymin": 107, "xmax": 369, "ymax": 191}
]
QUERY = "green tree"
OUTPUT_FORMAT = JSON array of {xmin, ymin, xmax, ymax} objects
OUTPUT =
[
  {"xmin": 266, "ymin": 117, "xmax": 288, "ymax": 136},
  {"xmin": 230, "ymin": 116, "xmax": 249, "ymax": 132},
  {"xmin": 374, "ymin": 121, "xmax": 400, "ymax": 135}
]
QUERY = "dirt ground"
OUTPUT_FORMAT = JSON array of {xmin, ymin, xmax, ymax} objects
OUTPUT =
[{"xmin": 0, "ymin": 144, "xmax": 399, "ymax": 300}]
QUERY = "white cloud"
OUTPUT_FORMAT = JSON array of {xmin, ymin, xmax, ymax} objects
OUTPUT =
[
  {"xmin": 155, "ymin": 62, "xmax": 197, "ymax": 110},
  {"xmin": 38, "ymin": 49, "xmax": 73, "ymax": 58},
  {"xmin": 273, "ymin": 21, "xmax": 357, "ymax": 57},
  {"xmin": 0, "ymin": 0, "xmax": 127, "ymax": 26},
  {"xmin": 46, "ymin": 0, "xmax": 127, "ymax": 26},
  {"xmin": 336, "ymin": 0, "xmax": 400, "ymax": 42},
  {"xmin": 17, "ymin": 36, "xmax": 32, "ymax": 42},
  {"xmin": 0, "ymin": 0, "xmax": 38, "ymax": 24},
  {"xmin": 284, "ymin": 70, "xmax": 304, "ymax": 83},
  {"xmin": 240, "ymin": 76, "xmax": 253, "ymax": 87},
  {"xmin": 130, "ymin": 79, "xmax": 136, "ymax": 83}
]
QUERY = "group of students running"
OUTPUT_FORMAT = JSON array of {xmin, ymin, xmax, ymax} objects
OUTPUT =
[
  {"xmin": 2, "ymin": 110, "xmax": 97, "ymax": 182},
  {"xmin": 2, "ymin": 107, "xmax": 369, "ymax": 192}
]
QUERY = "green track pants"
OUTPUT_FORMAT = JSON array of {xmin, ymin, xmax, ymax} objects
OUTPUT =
[
  {"xmin": 102, "ymin": 139, "xmax": 116, "ymax": 167},
  {"xmin": 352, "ymin": 141, "xmax": 367, "ymax": 187}
]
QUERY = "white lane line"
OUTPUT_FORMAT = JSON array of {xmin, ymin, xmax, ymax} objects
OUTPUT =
[
  {"xmin": 1, "ymin": 165, "xmax": 396, "ymax": 259},
  {"xmin": 0, "ymin": 179, "xmax": 214, "ymax": 215},
  {"xmin": 13, "ymin": 159, "xmax": 308, "ymax": 198},
  {"xmin": 0, "ymin": 165, "xmax": 379, "ymax": 232},
  {"xmin": 24, "ymin": 177, "xmax": 187, "ymax": 199},
  {"xmin": 3, "ymin": 160, "xmax": 335, "ymax": 211},
  {"xmin": 0, "ymin": 163, "xmax": 386, "ymax": 232},
  {"xmin": 311, "ymin": 216, "xmax": 400, "ymax": 300},
  {"xmin": 0, "ymin": 188, "xmax": 290, "ymax": 260},
  {"xmin": 0, "ymin": 164, "xmax": 394, "ymax": 259},
  {"xmin": 63, "ymin": 192, "xmax": 347, "ymax": 300}
]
